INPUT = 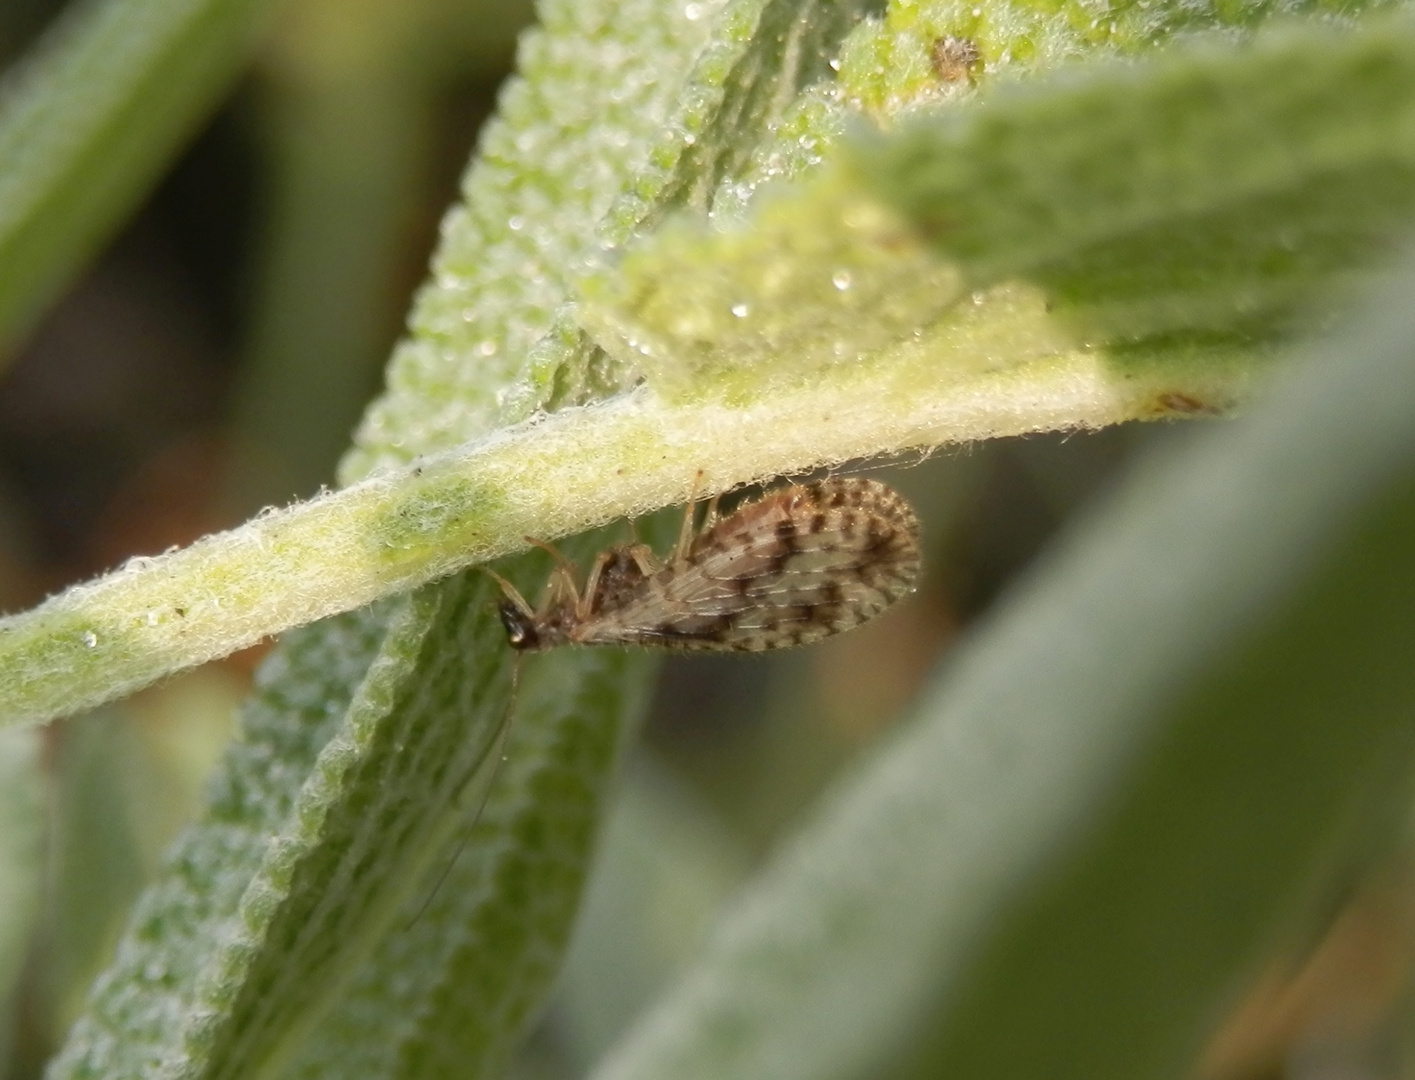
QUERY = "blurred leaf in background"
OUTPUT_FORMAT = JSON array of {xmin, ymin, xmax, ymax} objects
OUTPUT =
[
  {"xmin": 223, "ymin": 0, "xmax": 536, "ymax": 513},
  {"xmin": 0, "ymin": 726, "xmax": 43, "ymax": 1080}
]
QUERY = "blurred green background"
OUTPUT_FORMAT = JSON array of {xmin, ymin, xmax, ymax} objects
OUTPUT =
[{"xmin": 2, "ymin": 3, "xmax": 1413, "ymax": 1079}]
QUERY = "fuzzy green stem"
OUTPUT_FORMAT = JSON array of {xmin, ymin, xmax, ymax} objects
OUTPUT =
[{"xmin": 0, "ymin": 338, "xmax": 1227, "ymax": 728}]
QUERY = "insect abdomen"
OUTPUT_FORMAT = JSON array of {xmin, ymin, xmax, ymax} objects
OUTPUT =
[{"xmin": 575, "ymin": 478, "xmax": 921, "ymax": 651}]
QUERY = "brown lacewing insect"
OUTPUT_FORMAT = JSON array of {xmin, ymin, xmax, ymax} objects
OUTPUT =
[
  {"xmin": 420, "ymin": 478, "xmax": 921, "ymax": 921},
  {"xmin": 491, "ymin": 477, "xmax": 921, "ymax": 653}
]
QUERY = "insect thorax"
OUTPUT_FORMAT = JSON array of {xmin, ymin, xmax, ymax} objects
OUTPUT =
[{"xmin": 498, "ymin": 597, "xmax": 582, "ymax": 651}]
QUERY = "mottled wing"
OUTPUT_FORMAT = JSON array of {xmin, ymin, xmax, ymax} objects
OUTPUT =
[{"xmin": 573, "ymin": 478, "xmax": 921, "ymax": 651}]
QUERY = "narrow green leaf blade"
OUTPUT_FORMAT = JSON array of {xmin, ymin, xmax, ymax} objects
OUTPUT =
[
  {"xmin": 0, "ymin": 0, "xmax": 277, "ymax": 351},
  {"xmin": 345, "ymin": 0, "xmax": 879, "ymax": 473},
  {"xmin": 48, "ymin": 600, "xmax": 402, "ymax": 1080},
  {"xmin": 46, "ymin": 554, "xmax": 635, "ymax": 1080},
  {"xmin": 858, "ymin": 15, "xmax": 1415, "ymax": 349},
  {"xmin": 0, "ymin": 726, "xmax": 44, "ymax": 1069},
  {"xmin": 339, "ymin": 0, "xmax": 722, "ymax": 475},
  {"xmin": 389, "ymin": 643, "xmax": 658, "ymax": 1080}
]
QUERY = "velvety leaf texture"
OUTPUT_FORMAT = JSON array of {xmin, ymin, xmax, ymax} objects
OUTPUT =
[
  {"xmin": 858, "ymin": 17, "xmax": 1415, "ymax": 359},
  {"xmin": 49, "ymin": 0, "xmax": 886, "ymax": 1078}
]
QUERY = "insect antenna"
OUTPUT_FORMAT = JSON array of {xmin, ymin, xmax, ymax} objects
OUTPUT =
[
  {"xmin": 406, "ymin": 604, "xmax": 522, "ymax": 928},
  {"xmin": 523, "ymin": 537, "xmax": 584, "ymax": 611},
  {"xmin": 482, "ymin": 566, "xmax": 534, "ymax": 619}
]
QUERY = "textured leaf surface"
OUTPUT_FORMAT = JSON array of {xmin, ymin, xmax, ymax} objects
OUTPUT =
[
  {"xmin": 0, "ymin": 726, "xmax": 44, "ymax": 1067},
  {"xmin": 860, "ymin": 16, "xmax": 1415, "ymax": 357},
  {"xmin": 589, "ymin": 17, "xmax": 1415, "ymax": 414},
  {"xmin": 346, "ymin": 0, "xmax": 879, "ymax": 469},
  {"xmin": 48, "ymin": 0, "xmax": 876, "ymax": 1078},
  {"xmin": 0, "ymin": 0, "xmax": 277, "ymax": 350},
  {"xmin": 350, "ymin": 631, "xmax": 656, "ymax": 1080},
  {"xmin": 588, "ymin": 252, "xmax": 1415, "ymax": 1080},
  {"xmin": 48, "ymin": 602, "xmax": 401, "ymax": 1079},
  {"xmin": 339, "ymin": 0, "xmax": 724, "ymax": 474}
]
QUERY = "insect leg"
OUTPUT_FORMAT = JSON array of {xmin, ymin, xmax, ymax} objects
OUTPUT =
[
  {"xmin": 579, "ymin": 550, "xmax": 616, "ymax": 620},
  {"xmin": 525, "ymin": 537, "xmax": 582, "ymax": 608},
  {"xmin": 700, "ymin": 491, "xmax": 723, "ymax": 532},
  {"xmin": 622, "ymin": 543, "xmax": 663, "ymax": 577},
  {"xmin": 672, "ymin": 470, "xmax": 709, "ymax": 563}
]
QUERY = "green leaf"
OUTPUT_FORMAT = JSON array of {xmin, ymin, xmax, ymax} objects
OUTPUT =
[
  {"xmin": 48, "ymin": 600, "xmax": 401, "ymax": 1080},
  {"xmin": 0, "ymin": 0, "xmax": 278, "ymax": 352},
  {"xmin": 47, "ymin": 551, "xmax": 655, "ymax": 1080},
  {"xmin": 857, "ymin": 14, "xmax": 1415, "ymax": 357},
  {"xmin": 0, "ymin": 726, "xmax": 44, "ymax": 1072},
  {"xmin": 50, "ymin": 0, "xmax": 876, "ymax": 1077},
  {"xmin": 291, "ymin": 617, "xmax": 657, "ymax": 1080},
  {"xmin": 337, "ymin": 0, "xmax": 725, "ymax": 473},
  {"xmin": 587, "ymin": 16, "xmax": 1415, "ymax": 420},
  {"xmin": 45, "ymin": 713, "xmax": 150, "ymax": 1035},
  {"xmin": 345, "ymin": 0, "xmax": 880, "ymax": 470},
  {"xmin": 837, "ymin": 0, "xmax": 1391, "ymax": 110},
  {"xmin": 585, "ymin": 249, "xmax": 1415, "ymax": 1080}
]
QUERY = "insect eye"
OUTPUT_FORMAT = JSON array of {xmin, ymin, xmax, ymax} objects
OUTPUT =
[{"xmin": 497, "ymin": 601, "xmax": 536, "ymax": 650}]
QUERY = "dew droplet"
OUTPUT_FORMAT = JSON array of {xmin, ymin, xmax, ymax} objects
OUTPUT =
[
  {"xmin": 832, "ymin": 270, "xmax": 853, "ymax": 291},
  {"xmin": 507, "ymin": 216, "xmax": 525, "ymax": 231},
  {"xmin": 731, "ymin": 303, "xmax": 750, "ymax": 318},
  {"xmin": 684, "ymin": 2, "xmax": 704, "ymax": 19},
  {"xmin": 82, "ymin": 631, "xmax": 97, "ymax": 648}
]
